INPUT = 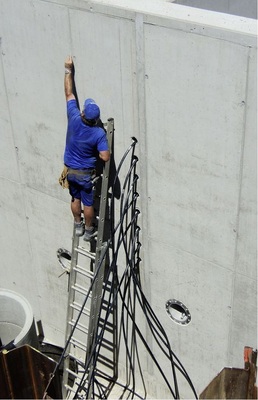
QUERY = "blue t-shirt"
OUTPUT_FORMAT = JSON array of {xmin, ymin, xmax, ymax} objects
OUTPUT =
[{"xmin": 64, "ymin": 99, "xmax": 108, "ymax": 169}]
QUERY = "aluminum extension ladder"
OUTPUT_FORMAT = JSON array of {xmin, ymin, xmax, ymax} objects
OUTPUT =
[{"xmin": 62, "ymin": 118, "xmax": 115, "ymax": 398}]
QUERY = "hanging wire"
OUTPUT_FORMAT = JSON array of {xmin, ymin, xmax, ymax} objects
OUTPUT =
[{"xmin": 45, "ymin": 137, "xmax": 197, "ymax": 399}]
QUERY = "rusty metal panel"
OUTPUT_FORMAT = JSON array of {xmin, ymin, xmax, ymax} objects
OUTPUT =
[
  {"xmin": 0, "ymin": 345, "xmax": 62, "ymax": 399},
  {"xmin": 200, "ymin": 368, "xmax": 251, "ymax": 399},
  {"xmin": 200, "ymin": 347, "xmax": 257, "ymax": 399}
]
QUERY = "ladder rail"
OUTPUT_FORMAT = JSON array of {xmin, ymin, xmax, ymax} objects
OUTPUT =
[
  {"xmin": 86, "ymin": 118, "xmax": 114, "ymax": 398},
  {"xmin": 62, "ymin": 234, "xmax": 80, "ymax": 393}
]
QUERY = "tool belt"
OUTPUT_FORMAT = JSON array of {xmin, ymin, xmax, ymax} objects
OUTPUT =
[
  {"xmin": 58, "ymin": 165, "xmax": 69, "ymax": 189},
  {"xmin": 59, "ymin": 166, "xmax": 96, "ymax": 189},
  {"xmin": 67, "ymin": 167, "xmax": 96, "ymax": 176}
]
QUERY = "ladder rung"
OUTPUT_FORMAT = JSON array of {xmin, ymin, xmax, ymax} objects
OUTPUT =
[
  {"xmin": 70, "ymin": 301, "xmax": 91, "ymax": 316},
  {"xmin": 69, "ymin": 319, "xmax": 89, "ymax": 334},
  {"xmin": 74, "ymin": 264, "xmax": 95, "ymax": 278},
  {"xmin": 76, "ymin": 246, "xmax": 96, "ymax": 260},
  {"xmin": 99, "ymin": 337, "xmax": 115, "ymax": 352},
  {"xmin": 97, "ymin": 353, "xmax": 115, "ymax": 369},
  {"xmin": 65, "ymin": 367, "xmax": 88, "ymax": 380},
  {"xmin": 65, "ymin": 367, "xmax": 80, "ymax": 378},
  {"xmin": 65, "ymin": 380, "xmax": 88, "ymax": 393},
  {"xmin": 99, "ymin": 318, "xmax": 114, "ymax": 329},
  {"xmin": 98, "ymin": 323, "xmax": 113, "ymax": 334},
  {"xmin": 72, "ymin": 283, "xmax": 90, "ymax": 296},
  {"xmin": 68, "ymin": 354, "xmax": 85, "ymax": 368},
  {"xmin": 64, "ymin": 384, "xmax": 77, "ymax": 394},
  {"xmin": 95, "ymin": 367, "xmax": 113, "ymax": 380},
  {"xmin": 70, "ymin": 337, "xmax": 87, "ymax": 351},
  {"xmin": 99, "ymin": 341, "xmax": 114, "ymax": 353}
]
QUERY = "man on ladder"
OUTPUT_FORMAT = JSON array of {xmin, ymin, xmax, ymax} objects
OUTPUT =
[{"xmin": 63, "ymin": 56, "xmax": 110, "ymax": 241}]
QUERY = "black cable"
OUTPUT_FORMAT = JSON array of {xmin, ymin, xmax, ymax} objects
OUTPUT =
[{"xmin": 46, "ymin": 137, "xmax": 197, "ymax": 400}]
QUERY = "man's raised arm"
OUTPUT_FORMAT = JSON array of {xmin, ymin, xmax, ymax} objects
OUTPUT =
[{"xmin": 64, "ymin": 56, "xmax": 75, "ymax": 102}]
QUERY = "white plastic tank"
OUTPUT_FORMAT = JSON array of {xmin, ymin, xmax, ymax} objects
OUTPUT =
[{"xmin": 0, "ymin": 289, "xmax": 38, "ymax": 350}]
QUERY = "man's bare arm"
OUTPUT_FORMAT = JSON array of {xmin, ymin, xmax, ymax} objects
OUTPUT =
[
  {"xmin": 64, "ymin": 56, "xmax": 75, "ymax": 101},
  {"xmin": 99, "ymin": 150, "xmax": 110, "ymax": 162}
]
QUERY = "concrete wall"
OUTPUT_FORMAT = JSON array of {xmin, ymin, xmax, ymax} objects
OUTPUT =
[
  {"xmin": 0, "ymin": 0, "xmax": 256, "ymax": 397},
  {"xmin": 173, "ymin": 0, "xmax": 257, "ymax": 19}
]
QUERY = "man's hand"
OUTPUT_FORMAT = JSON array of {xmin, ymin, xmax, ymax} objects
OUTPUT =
[{"xmin": 65, "ymin": 55, "xmax": 74, "ymax": 71}]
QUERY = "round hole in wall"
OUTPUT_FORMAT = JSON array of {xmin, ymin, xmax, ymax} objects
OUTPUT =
[
  {"xmin": 165, "ymin": 299, "xmax": 191, "ymax": 326},
  {"xmin": 57, "ymin": 248, "xmax": 71, "ymax": 270}
]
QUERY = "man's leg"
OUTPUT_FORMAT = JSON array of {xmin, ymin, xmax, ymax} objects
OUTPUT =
[
  {"xmin": 83, "ymin": 205, "xmax": 94, "ymax": 229},
  {"xmin": 81, "ymin": 180, "xmax": 95, "ymax": 241},
  {"xmin": 71, "ymin": 198, "xmax": 82, "ymax": 223}
]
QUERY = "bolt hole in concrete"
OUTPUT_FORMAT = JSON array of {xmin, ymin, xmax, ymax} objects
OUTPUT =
[
  {"xmin": 57, "ymin": 248, "xmax": 71, "ymax": 270},
  {"xmin": 166, "ymin": 299, "xmax": 191, "ymax": 325}
]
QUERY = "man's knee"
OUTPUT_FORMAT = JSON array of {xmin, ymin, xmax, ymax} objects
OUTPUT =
[
  {"xmin": 84, "ymin": 205, "xmax": 93, "ymax": 213},
  {"xmin": 71, "ymin": 197, "xmax": 81, "ymax": 203}
]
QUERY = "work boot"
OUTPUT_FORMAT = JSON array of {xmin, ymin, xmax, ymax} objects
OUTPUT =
[
  {"xmin": 74, "ymin": 220, "xmax": 85, "ymax": 237},
  {"xmin": 83, "ymin": 226, "xmax": 96, "ymax": 242}
]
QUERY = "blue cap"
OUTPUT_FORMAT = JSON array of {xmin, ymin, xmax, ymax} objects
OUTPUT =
[{"xmin": 83, "ymin": 98, "xmax": 100, "ymax": 120}]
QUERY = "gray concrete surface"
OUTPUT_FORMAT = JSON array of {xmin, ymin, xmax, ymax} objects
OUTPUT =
[
  {"xmin": 0, "ymin": 0, "xmax": 256, "ymax": 397},
  {"xmin": 0, "ymin": 289, "xmax": 38, "ymax": 349},
  {"xmin": 173, "ymin": 0, "xmax": 257, "ymax": 19}
]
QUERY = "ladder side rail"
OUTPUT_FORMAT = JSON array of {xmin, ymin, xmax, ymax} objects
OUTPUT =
[
  {"xmin": 86, "ymin": 119, "xmax": 114, "ymax": 398},
  {"xmin": 62, "ymin": 234, "xmax": 80, "ymax": 398},
  {"xmin": 86, "ymin": 118, "xmax": 114, "ymax": 358},
  {"xmin": 96, "ymin": 118, "xmax": 114, "ymax": 250}
]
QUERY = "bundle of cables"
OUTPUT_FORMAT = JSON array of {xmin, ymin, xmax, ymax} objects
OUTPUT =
[{"xmin": 45, "ymin": 138, "xmax": 197, "ymax": 400}]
